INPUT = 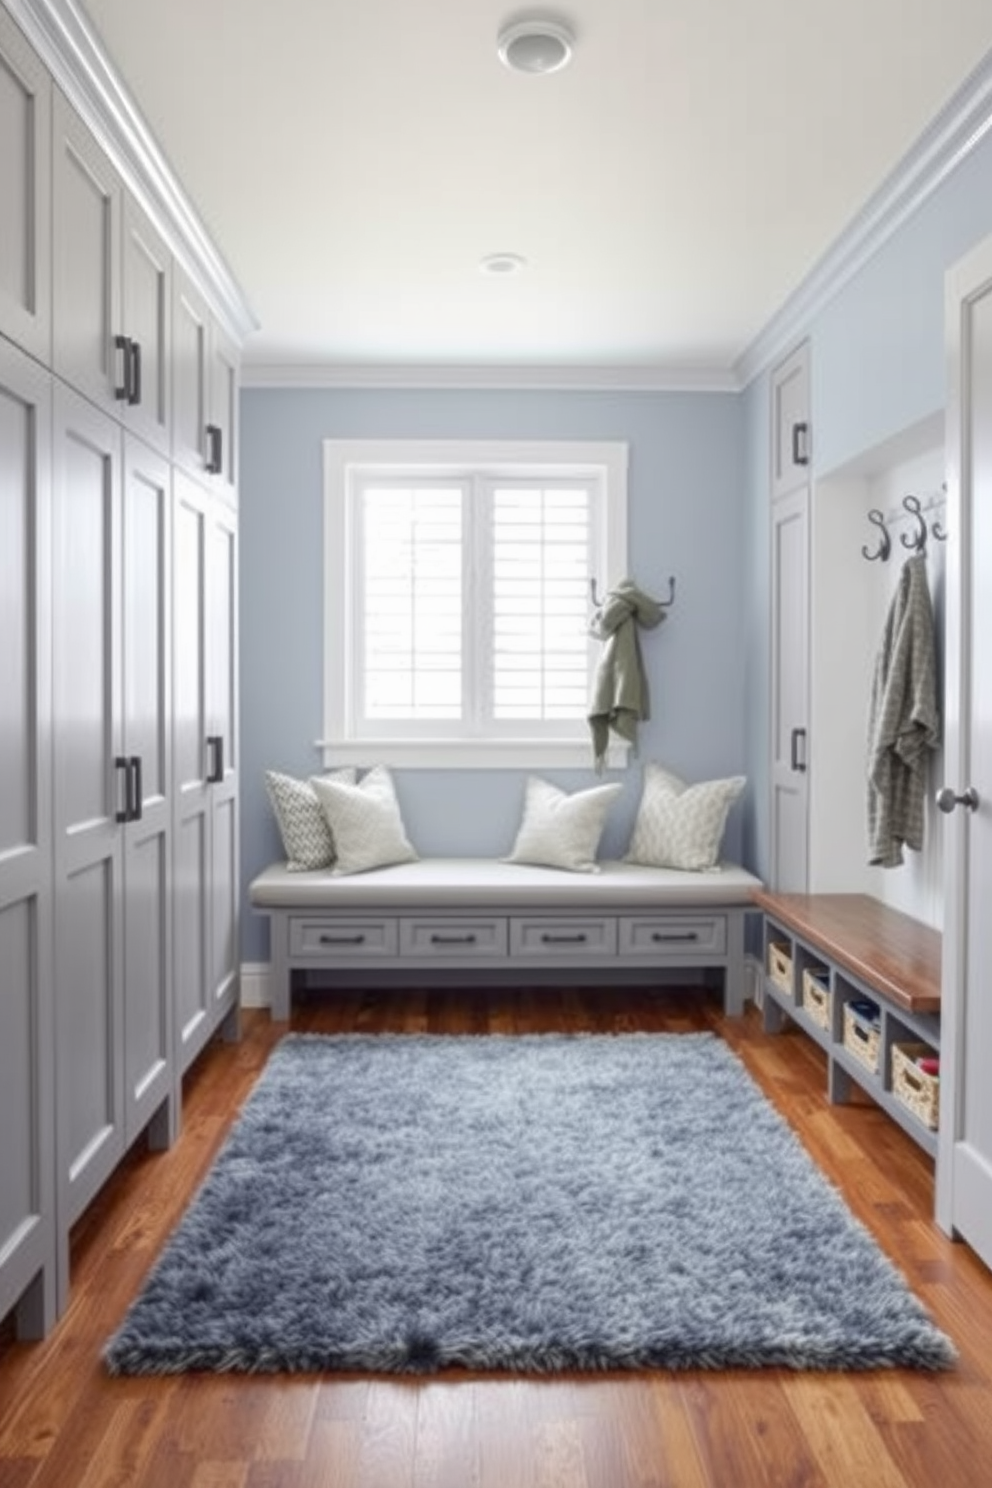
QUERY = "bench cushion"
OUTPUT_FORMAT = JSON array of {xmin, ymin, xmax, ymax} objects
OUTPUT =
[{"xmin": 250, "ymin": 858, "xmax": 762, "ymax": 910}]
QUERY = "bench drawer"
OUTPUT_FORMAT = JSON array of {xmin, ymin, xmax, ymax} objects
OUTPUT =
[
  {"xmin": 619, "ymin": 914, "xmax": 727, "ymax": 958},
  {"xmin": 289, "ymin": 916, "xmax": 398, "ymax": 957},
  {"xmin": 510, "ymin": 916, "xmax": 617, "ymax": 958},
  {"xmin": 399, "ymin": 917, "xmax": 508, "ymax": 957}
]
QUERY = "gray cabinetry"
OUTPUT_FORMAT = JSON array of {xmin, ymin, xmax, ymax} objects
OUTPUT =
[
  {"xmin": 51, "ymin": 387, "xmax": 178, "ymax": 1304},
  {"xmin": 0, "ymin": 9, "xmax": 50, "ymax": 361},
  {"xmin": 172, "ymin": 266, "xmax": 239, "ymax": 504},
  {"xmin": 53, "ymin": 89, "xmax": 173, "ymax": 451},
  {"xmin": 52, "ymin": 88, "xmax": 123, "ymax": 413},
  {"xmin": 173, "ymin": 470, "xmax": 239, "ymax": 1073},
  {"xmin": 0, "ymin": 339, "xmax": 55, "ymax": 1339}
]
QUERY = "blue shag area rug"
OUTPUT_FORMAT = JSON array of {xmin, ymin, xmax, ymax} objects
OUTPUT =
[{"xmin": 103, "ymin": 1032, "xmax": 955, "ymax": 1375}]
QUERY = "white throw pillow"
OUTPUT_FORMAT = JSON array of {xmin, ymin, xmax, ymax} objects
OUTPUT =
[
  {"xmin": 625, "ymin": 763, "xmax": 745, "ymax": 871},
  {"xmin": 310, "ymin": 765, "xmax": 418, "ymax": 875},
  {"xmin": 506, "ymin": 776, "xmax": 622, "ymax": 874},
  {"xmin": 265, "ymin": 768, "xmax": 356, "ymax": 870}
]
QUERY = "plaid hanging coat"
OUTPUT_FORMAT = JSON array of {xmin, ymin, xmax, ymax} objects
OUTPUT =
[{"xmin": 867, "ymin": 554, "xmax": 940, "ymax": 867}]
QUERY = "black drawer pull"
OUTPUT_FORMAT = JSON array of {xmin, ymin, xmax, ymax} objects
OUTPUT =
[
  {"xmin": 114, "ymin": 334, "xmax": 131, "ymax": 400},
  {"xmin": 318, "ymin": 933, "xmax": 366, "ymax": 945},
  {"xmin": 430, "ymin": 933, "xmax": 477, "ymax": 945},
  {"xmin": 651, "ymin": 931, "xmax": 700, "ymax": 943},
  {"xmin": 540, "ymin": 932, "xmax": 588, "ymax": 944},
  {"xmin": 128, "ymin": 339, "xmax": 142, "ymax": 406},
  {"xmin": 205, "ymin": 422, "xmax": 223, "ymax": 474}
]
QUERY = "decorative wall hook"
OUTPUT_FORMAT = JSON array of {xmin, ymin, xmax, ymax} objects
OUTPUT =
[{"xmin": 861, "ymin": 509, "xmax": 891, "ymax": 562}]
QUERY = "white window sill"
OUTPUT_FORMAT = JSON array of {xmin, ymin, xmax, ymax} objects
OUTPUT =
[{"xmin": 315, "ymin": 740, "xmax": 630, "ymax": 771}]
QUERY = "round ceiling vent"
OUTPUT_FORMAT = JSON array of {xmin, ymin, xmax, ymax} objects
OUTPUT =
[{"xmin": 497, "ymin": 19, "xmax": 574, "ymax": 75}]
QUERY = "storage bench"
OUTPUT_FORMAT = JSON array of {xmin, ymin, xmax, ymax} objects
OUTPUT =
[
  {"xmin": 250, "ymin": 859, "xmax": 763, "ymax": 1020},
  {"xmin": 754, "ymin": 891, "xmax": 942, "ymax": 1158}
]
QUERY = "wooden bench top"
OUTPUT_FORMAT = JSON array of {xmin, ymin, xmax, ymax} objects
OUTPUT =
[{"xmin": 753, "ymin": 891, "xmax": 942, "ymax": 1015}]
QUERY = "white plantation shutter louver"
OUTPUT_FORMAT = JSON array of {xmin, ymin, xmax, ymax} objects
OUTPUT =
[
  {"xmin": 359, "ymin": 485, "xmax": 463, "ymax": 723},
  {"xmin": 490, "ymin": 485, "xmax": 592, "ymax": 722}
]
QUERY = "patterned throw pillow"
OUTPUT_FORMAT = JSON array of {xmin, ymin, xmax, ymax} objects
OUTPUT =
[
  {"xmin": 264, "ymin": 768, "xmax": 356, "ymax": 871},
  {"xmin": 310, "ymin": 765, "xmax": 418, "ymax": 875},
  {"xmin": 505, "ymin": 776, "xmax": 622, "ymax": 873},
  {"xmin": 625, "ymin": 764, "xmax": 745, "ymax": 871}
]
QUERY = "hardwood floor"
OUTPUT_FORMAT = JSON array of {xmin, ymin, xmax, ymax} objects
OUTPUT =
[{"xmin": 2, "ymin": 986, "xmax": 991, "ymax": 1488}]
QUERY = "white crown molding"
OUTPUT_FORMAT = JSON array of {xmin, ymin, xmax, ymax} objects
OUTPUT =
[
  {"xmin": 240, "ymin": 361, "xmax": 741, "ymax": 393},
  {"xmin": 10, "ymin": 0, "xmax": 258, "ymax": 345},
  {"xmin": 735, "ymin": 45, "xmax": 992, "ymax": 388}
]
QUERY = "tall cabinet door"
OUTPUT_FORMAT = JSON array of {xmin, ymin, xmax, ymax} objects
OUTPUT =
[
  {"xmin": 769, "ymin": 487, "xmax": 810, "ymax": 891},
  {"xmin": 938, "ymin": 234, "xmax": 992, "ymax": 1266},
  {"xmin": 172, "ymin": 471, "xmax": 212, "ymax": 1069},
  {"xmin": 172, "ymin": 268, "xmax": 210, "ymax": 481},
  {"xmin": 0, "ymin": 10, "xmax": 51, "ymax": 362},
  {"xmin": 52, "ymin": 88, "xmax": 123, "ymax": 415},
  {"xmin": 121, "ymin": 436, "xmax": 174, "ymax": 1145},
  {"xmin": 121, "ymin": 196, "xmax": 173, "ymax": 457},
  {"xmin": 51, "ymin": 386, "xmax": 124, "ymax": 1286},
  {"xmin": 771, "ymin": 342, "xmax": 811, "ymax": 500},
  {"xmin": 206, "ymin": 501, "xmax": 239, "ymax": 1024},
  {"xmin": 0, "ymin": 340, "xmax": 55, "ymax": 1339}
]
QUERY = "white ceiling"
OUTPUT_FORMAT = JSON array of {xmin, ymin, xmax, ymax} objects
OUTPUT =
[{"xmin": 79, "ymin": 0, "xmax": 992, "ymax": 376}]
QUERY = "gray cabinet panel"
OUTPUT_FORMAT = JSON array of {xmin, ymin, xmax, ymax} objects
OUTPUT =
[
  {"xmin": 0, "ymin": 337, "xmax": 54, "ymax": 1338},
  {"xmin": 52, "ymin": 388, "xmax": 124, "ymax": 1251},
  {"xmin": 172, "ymin": 269, "xmax": 209, "ymax": 478},
  {"xmin": 0, "ymin": 10, "xmax": 51, "ymax": 362},
  {"xmin": 121, "ymin": 437, "xmax": 173, "ymax": 1141},
  {"xmin": 122, "ymin": 194, "xmax": 172, "ymax": 456},
  {"xmin": 52, "ymin": 89, "xmax": 122, "ymax": 413},
  {"xmin": 174, "ymin": 811, "xmax": 210, "ymax": 1062}
]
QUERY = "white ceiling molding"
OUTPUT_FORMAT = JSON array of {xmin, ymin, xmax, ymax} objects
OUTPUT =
[
  {"xmin": 240, "ymin": 362, "xmax": 741, "ymax": 393},
  {"xmin": 9, "ymin": 0, "xmax": 258, "ymax": 344},
  {"xmin": 735, "ymin": 45, "xmax": 992, "ymax": 389}
]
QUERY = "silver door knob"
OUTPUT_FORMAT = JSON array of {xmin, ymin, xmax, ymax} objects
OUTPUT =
[{"xmin": 936, "ymin": 786, "xmax": 979, "ymax": 813}]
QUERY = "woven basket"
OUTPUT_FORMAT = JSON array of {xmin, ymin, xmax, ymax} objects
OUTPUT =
[
  {"xmin": 767, "ymin": 941, "xmax": 793, "ymax": 994},
  {"xmin": 843, "ymin": 1002, "xmax": 881, "ymax": 1073},
  {"xmin": 801, "ymin": 968, "xmax": 831, "ymax": 1030},
  {"xmin": 891, "ymin": 1042, "xmax": 940, "ymax": 1130}
]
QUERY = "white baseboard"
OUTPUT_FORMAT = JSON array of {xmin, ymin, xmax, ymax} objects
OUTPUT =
[
  {"xmin": 240, "ymin": 961, "xmax": 272, "ymax": 1009},
  {"xmin": 745, "ymin": 952, "xmax": 764, "ymax": 1009}
]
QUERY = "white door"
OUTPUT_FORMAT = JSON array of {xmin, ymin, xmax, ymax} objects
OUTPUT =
[
  {"xmin": 938, "ymin": 234, "xmax": 992, "ymax": 1265},
  {"xmin": 769, "ymin": 487, "xmax": 810, "ymax": 891},
  {"xmin": 0, "ymin": 10, "xmax": 51, "ymax": 362}
]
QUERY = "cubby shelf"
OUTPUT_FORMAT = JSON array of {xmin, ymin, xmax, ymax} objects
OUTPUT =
[{"xmin": 755, "ymin": 893, "xmax": 942, "ymax": 1160}]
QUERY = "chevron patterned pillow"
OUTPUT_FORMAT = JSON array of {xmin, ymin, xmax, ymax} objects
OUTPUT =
[
  {"xmin": 265, "ymin": 768, "xmax": 356, "ymax": 870},
  {"xmin": 625, "ymin": 764, "xmax": 745, "ymax": 871}
]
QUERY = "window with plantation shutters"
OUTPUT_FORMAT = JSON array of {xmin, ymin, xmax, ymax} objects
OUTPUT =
[{"xmin": 323, "ymin": 440, "xmax": 628, "ymax": 768}]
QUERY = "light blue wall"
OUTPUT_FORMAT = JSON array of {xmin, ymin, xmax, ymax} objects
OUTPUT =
[
  {"xmin": 240, "ymin": 389, "xmax": 747, "ymax": 960},
  {"xmin": 742, "ymin": 129, "xmax": 992, "ymax": 881}
]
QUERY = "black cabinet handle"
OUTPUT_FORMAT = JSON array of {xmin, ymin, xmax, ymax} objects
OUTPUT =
[
  {"xmin": 129, "ymin": 755, "xmax": 143, "ymax": 821},
  {"xmin": 430, "ymin": 933, "xmax": 478, "ymax": 945},
  {"xmin": 114, "ymin": 755, "xmax": 130, "ymax": 822},
  {"xmin": 651, "ymin": 931, "xmax": 700, "ymax": 943},
  {"xmin": 318, "ymin": 933, "xmax": 366, "ymax": 945},
  {"xmin": 128, "ymin": 340, "xmax": 142, "ymax": 406},
  {"xmin": 791, "ymin": 421, "xmax": 810, "ymax": 466},
  {"xmin": 114, "ymin": 335, "xmax": 131, "ymax": 401},
  {"xmin": 206, "ymin": 734, "xmax": 224, "ymax": 783},
  {"xmin": 790, "ymin": 727, "xmax": 807, "ymax": 773},
  {"xmin": 205, "ymin": 423, "xmax": 223, "ymax": 474},
  {"xmin": 540, "ymin": 932, "xmax": 588, "ymax": 944}
]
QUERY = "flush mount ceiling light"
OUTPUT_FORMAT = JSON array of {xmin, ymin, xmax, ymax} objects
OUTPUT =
[
  {"xmin": 479, "ymin": 252, "xmax": 528, "ymax": 275},
  {"xmin": 497, "ymin": 18, "xmax": 574, "ymax": 75}
]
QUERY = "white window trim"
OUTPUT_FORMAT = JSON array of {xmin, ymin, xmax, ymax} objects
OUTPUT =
[{"xmin": 320, "ymin": 438, "xmax": 628, "ymax": 769}]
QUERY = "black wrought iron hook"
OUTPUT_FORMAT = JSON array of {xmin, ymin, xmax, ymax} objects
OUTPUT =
[
  {"xmin": 861, "ymin": 509, "xmax": 891, "ymax": 562},
  {"xmin": 900, "ymin": 494, "xmax": 929, "ymax": 554}
]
